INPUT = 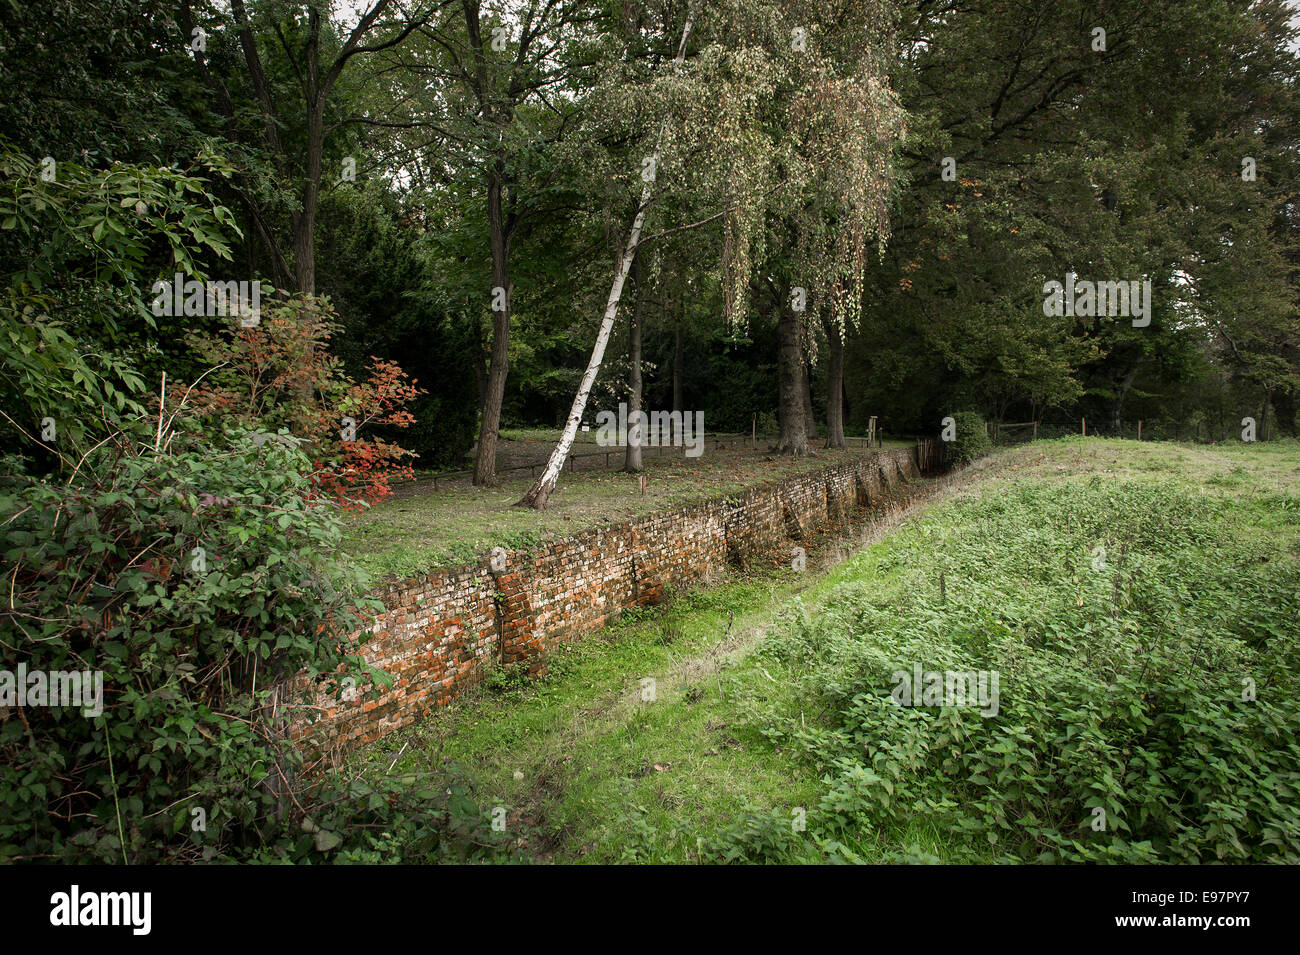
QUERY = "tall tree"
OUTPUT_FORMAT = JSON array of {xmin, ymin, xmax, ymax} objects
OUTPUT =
[
  {"xmin": 518, "ymin": 0, "xmax": 698, "ymax": 508},
  {"xmin": 177, "ymin": 0, "xmax": 436, "ymax": 294},
  {"xmin": 623, "ymin": 256, "xmax": 647, "ymax": 471},
  {"xmin": 523, "ymin": 0, "xmax": 904, "ymax": 495},
  {"xmin": 377, "ymin": 0, "xmax": 602, "ymax": 484}
]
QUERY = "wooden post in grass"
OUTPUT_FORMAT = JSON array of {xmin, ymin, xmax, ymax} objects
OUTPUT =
[
  {"xmin": 1137, "ymin": 420, "xmax": 1142, "ymax": 441},
  {"xmin": 1082, "ymin": 417, "xmax": 1087, "ymax": 436}
]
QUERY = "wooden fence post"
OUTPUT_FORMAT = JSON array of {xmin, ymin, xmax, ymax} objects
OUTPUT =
[
  {"xmin": 1137, "ymin": 420, "xmax": 1142, "ymax": 441},
  {"xmin": 1082, "ymin": 417, "xmax": 1086, "ymax": 436}
]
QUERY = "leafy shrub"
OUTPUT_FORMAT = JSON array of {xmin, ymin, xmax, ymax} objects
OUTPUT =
[
  {"xmin": 944, "ymin": 410, "xmax": 992, "ymax": 464},
  {"xmin": 0, "ymin": 146, "xmax": 493, "ymax": 864},
  {"xmin": 0, "ymin": 418, "xmax": 502, "ymax": 862},
  {"xmin": 0, "ymin": 145, "xmax": 239, "ymax": 460},
  {"xmin": 182, "ymin": 295, "xmax": 422, "ymax": 510},
  {"xmin": 695, "ymin": 808, "xmax": 810, "ymax": 864}
]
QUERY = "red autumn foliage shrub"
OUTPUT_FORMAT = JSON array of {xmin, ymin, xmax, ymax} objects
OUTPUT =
[{"xmin": 178, "ymin": 294, "xmax": 423, "ymax": 510}]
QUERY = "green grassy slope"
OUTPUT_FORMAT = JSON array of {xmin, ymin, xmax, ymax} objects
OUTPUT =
[{"xmin": 355, "ymin": 438, "xmax": 1300, "ymax": 864}]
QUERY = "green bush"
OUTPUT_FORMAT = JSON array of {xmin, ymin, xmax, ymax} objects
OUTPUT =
[
  {"xmin": 0, "ymin": 147, "xmax": 503, "ymax": 863},
  {"xmin": 944, "ymin": 410, "xmax": 992, "ymax": 464},
  {"xmin": 0, "ymin": 146, "xmax": 238, "ymax": 461},
  {"xmin": 0, "ymin": 422, "xmax": 505, "ymax": 862}
]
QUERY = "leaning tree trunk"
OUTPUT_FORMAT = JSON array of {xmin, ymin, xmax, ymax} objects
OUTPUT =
[
  {"xmin": 474, "ymin": 171, "xmax": 511, "ymax": 486},
  {"xmin": 823, "ymin": 319, "xmax": 846, "ymax": 448},
  {"xmin": 624, "ymin": 266, "xmax": 645, "ymax": 472},
  {"xmin": 516, "ymin": 207, "xmax": 645, "ymax": 508},
  {"xmin": 776, "ymin": 302, "xmax": 809, "ymax": 455},
  {"xmin": 517, "ymin": 7, "xmax": 697, "ymax": 509}
]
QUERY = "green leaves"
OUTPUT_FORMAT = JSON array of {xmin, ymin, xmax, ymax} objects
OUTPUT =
[
  {"xmin": 945, "ymin": 411, "xmax": 993, "ymax": 464},
  {"xmin": 0, "ymin": 146, "xmax": 243, "ymax": 458},
  {"xmin": 749, "ymin": 466, "xmax": 1300, "ymax": 863},
  {"xmin": 0, "ymin": 421, "xmax": 380, "ymax": 862}
]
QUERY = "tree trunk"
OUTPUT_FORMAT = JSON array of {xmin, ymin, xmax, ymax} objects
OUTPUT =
[
  {"xmin": 517, "ymin": 6, "xmax": 696, "ymax": 508},
  {"xmin": 802, "ymin": 351, "xmax": 818, "ymax": 441},
  {"xmin": 824, "ymin": 320, "xmax": 846, "ymax": 448},
  {"xmin": 517, "ymin": 218, "xmax": 642, "ymax": 508},
  {"xmin": 288, "ymin": 99, "xmax": 326, "ymax": 404},
  {"xmin": 1112, "ymin": 360, "xmax": 1142, "ymax": 434},
  {"xmin": 472, "ymin": 309, "xmax": 489, "ymax": 421},
  {"xmin": 776, "ymin": 302, "xmax": 809, "ymax": 455},
  {"xmin": 672, "ymin": 304, "xmax": 684, "ymax": 445},
  {"xmin": 474, "ymin": 171, "xmax": 511, "ymax": 485},
  {"xmin": 292, "ymin": 121, "xmax": 320, "ymax": 294},
  {"xmin": 624, "ymin": 267, "xmax": 644, "ymax": 472}
]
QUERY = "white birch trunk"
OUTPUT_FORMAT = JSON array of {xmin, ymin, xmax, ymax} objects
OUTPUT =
[{"xmin": 517, "ymin": 6, "xmax": 696, "ymax": 509}]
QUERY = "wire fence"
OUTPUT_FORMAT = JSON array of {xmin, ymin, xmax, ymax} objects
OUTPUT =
[{"xmin": 991, "ymin": 418, "xmax": 1282, "ymax": 445}]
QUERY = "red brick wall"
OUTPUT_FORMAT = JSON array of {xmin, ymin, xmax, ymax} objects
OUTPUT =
[{"xmin": 288, "ymin": 446, "xmax": 923, "ymax": 755}]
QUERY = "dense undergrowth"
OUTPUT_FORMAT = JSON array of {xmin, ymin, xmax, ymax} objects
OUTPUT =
[
  {"xmin": 743, "ymin": 477, "xmax": 1300, "ymax": 863},
  {"xmin": 0, "ymin": 422, "xmax": 506, "ymax": 863}
]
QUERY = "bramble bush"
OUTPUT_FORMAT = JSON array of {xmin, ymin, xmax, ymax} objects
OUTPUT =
[
  {"xmin": 0, "ymin": 148, "xmax": 498, "ymax": 862},
  {"xmin": 0, "ymin": 417, "xmax": 508, "ymax": 862}
]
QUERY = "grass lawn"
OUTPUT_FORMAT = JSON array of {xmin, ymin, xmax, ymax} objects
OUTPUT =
[
  {"xmin": 352, "ymin": 438, "xmax": 1300, "ymax": 863},
  {"xmin": 343, "ymin": 436, "xmax": 912, "ymax": 579}
]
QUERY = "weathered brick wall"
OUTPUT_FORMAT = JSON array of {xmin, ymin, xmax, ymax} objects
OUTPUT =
[{"xmin": 288, "ymin": 446, "xmax": 923, "ymax": 755}]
